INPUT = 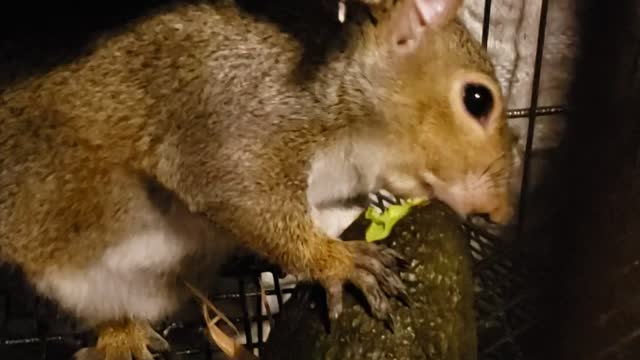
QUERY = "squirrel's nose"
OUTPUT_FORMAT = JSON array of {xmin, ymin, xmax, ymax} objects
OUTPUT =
[{"xmin": 488, "ymin": 205, "xmax": 514, "ymax": 226}]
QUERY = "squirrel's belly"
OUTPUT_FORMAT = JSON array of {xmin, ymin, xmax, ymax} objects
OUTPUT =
[{"xmin": 34, "ymin": 229, "xmax": 189, "ymax": 325}]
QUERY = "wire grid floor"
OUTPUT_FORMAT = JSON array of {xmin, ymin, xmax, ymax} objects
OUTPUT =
[{"xmin": 0, "ymin": 224, "xmax": 546, "ymax": 360}]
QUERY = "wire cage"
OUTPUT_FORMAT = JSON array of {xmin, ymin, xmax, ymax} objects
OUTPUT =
[{"xmin": 0, "ymin": 0, "xmax": 569, "ymax": 359}]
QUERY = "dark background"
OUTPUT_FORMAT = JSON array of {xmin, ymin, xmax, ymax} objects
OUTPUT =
[{"xmin": 542, "ymin": 0, "xmax": 640, "ymax": 358}]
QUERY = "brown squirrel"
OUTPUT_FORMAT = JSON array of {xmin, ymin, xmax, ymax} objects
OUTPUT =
[{"xmin": 0, "ymin": 0, "xmax": 515, "ymax": 359}]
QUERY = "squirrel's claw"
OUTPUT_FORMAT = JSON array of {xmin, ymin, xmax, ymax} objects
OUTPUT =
[
  {"xmin": 325, "ymin": 281, "xmax": 345, "ymax": 320},
  {"xmin": 73, "ymin": 321, "xmax": 169, "ymax": 360},
  {"xmin": 320, "ymin": 241, "xmax": 409, "ymax": 324}
]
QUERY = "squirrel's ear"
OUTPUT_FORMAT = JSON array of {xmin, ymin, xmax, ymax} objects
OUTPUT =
[{"xmin": 382, "ymin": 0, "xmax": 463, "ymax": 55}]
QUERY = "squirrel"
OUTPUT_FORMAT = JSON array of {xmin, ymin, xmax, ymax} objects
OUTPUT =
[{"xmin": 0, "ymin": 0, "xmax": 515, "ymax": 359}]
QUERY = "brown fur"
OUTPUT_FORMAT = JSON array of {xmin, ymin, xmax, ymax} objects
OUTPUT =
[{"xmin": 0, "ymin": 0, "xmax": 514, "ymax": 357}]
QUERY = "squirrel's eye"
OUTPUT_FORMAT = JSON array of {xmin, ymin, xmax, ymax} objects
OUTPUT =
[{"xmin": 463, "ymin": 83, "xmax": 494, "ymax": 124}]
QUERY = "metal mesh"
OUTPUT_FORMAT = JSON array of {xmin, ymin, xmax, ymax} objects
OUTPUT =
[
  {"xmin": 0, "ymin": 0, "xmax": 566, "ymax": 359},
  {"xmin": 0, "ymin": 230, "xmax": 546, "ymax": 360}
]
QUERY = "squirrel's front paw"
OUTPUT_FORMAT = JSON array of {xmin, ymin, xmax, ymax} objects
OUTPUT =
[
  {"xmin": 73, "ymin": 320, "xmax": 169, "ymax": 360},
  {"xmin": 321, "ymin": 241, "xmax": 409, "ymax": 325}
]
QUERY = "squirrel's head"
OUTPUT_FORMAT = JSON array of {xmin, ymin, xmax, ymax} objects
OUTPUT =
[{"xmin": 351, "ymin": 0, "xmax": 516, "ymax": 225}]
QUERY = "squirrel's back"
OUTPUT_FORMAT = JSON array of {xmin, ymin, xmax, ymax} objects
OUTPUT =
[
  {"xmin": 0, "ymin": 0, "xmax": 358, "ymax": 263},
  {"xmin": 2, "ymin": 1, "xmax": 308, "ymax": 157},
  {"xmin": 0, "ymin": 1, "xmax": 301, "ymax": 257}
]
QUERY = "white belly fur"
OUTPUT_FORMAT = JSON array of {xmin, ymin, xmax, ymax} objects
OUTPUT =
[{"xmin": 35, "ymin": 229, "xmax": 191, "ymax": 325}]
